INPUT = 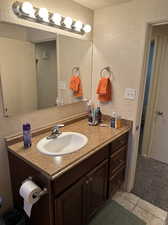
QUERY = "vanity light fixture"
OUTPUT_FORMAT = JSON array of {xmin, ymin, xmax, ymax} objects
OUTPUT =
[
  {"xmin": 21, "ymin": 1, "xmax": 33, "ymax": 14},
  {"xmin": 37, "ymin": 8, "xmax": 49, "ymax": 22},
  {"xmin": 12, "ymin": 1, "xmax": 92, "ymax": 35},
  {"xmin": 74, "ymin": 20, "xmax": 83, "ymax": 32},
  {"xmin": 20, "ymin": 1, "xmax": 35, "ymax": 17},
  {"xmin": 51, "ymin": 13, "xmax": 62, "ymax": 26},
  {"xmin": 83, "ymin": 24, "xmax": 92, "ymax": 33},
  {"xmin": 63, "ymin": 17, "xmax": 73, "ymax": 29}
]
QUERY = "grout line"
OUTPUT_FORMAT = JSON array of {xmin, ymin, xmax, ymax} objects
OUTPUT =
[
  {"xmin": 132, "ymin": 198, "xmax": 140, "ymax": 212},
  {"xmin": 119, "ymin": 192, "xmax": 167, "ymax": 222},
  {"xmin": 136, "ymin": 204, "xmax": 167, "ymax": 222}
]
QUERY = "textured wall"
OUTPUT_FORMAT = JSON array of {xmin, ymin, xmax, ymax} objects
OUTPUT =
[{"xmin": 93, "ymin": 0, "xmax": 168, "ymax": 191}]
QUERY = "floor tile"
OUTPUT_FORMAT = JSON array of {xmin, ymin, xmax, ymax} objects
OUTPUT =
[
  {"xmin": 133, "ymin": 206, "xmax": 154, "ymax": 225},
  {"xmin": 112, "ymin": 191, "xmax": 124, "ymax": 201},
  {"xmin": 122, "ymin": 192, "xmax": 140, "ymax": 205},
  {"xmin": 150, "ymin": 217, "xmax": 165, "ymax": 225},
  {"xmin": 138, "ymin": 199, "xmax": 167, "ymax": 220},
  {"xmin": 132, "ymin": 155, "xmax": 168, "ymax": 211},
  {"xmin": 113, "ymin": 195, "xmax": 135, "ymax": 211}
]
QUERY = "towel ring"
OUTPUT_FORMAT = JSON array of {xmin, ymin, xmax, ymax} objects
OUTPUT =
[
  {"xmin": 72, "ymin": 66, "xmax": 80, "ymax": 76},
  {"xmin": 100, "ymin": 67, "xmax": 113, "ymax": 78}
]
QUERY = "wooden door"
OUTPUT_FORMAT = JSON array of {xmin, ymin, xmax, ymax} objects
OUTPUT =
[
  {"xmin": 55, "ymin": 178, "xmax": 86, "ymax": 225},
  {"xmin": 85, "ymin": 160, "xmax": 108, "ymax": 223}
]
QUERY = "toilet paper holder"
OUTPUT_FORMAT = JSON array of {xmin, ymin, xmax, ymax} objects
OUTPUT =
[{"xmin": 22, "ymin": 176, "xmax": 48, "ymax": 198}]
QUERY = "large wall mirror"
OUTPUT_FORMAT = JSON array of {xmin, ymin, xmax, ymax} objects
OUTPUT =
[{"xmin": 0, "ymin": 22, "xmax": 93, "ymax": 116}]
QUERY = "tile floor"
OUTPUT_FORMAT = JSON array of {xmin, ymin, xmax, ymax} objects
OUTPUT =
[
  {"xmin": 112, "ymin": 191, "xmax": 168, "ymax": 225},
  {"xmin": 132, "ymin": 156, "xmax": 168, "ymax": 211}
]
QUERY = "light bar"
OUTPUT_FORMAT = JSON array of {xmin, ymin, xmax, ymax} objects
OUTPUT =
[{"xmin": 12, "ymin": 1, "xmax": 92, "ymax": 35}]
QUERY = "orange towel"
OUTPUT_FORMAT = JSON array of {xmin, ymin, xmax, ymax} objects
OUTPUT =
[
  {"xmin": 96, "ymin": 77, "xmax": 112, "ymax": 102},
  {"xmin": 69, "ymin": 75, "xmax": 83, "ymax": 97}
]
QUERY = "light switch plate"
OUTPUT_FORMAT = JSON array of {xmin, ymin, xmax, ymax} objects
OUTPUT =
[
  {"xmin": 124, "ymin": 88, "xmax": 136, "ymax": 100},
  {"xmin": 58, "ymin": 81, "xmax": 66, "ymax": 90}
]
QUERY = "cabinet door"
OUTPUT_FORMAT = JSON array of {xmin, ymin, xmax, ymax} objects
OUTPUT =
[
  {"xmin": 55, "ymin": 178, "xmax": 86, "ymax": 225},
  {"xmin": 108, "ymin": 166, "xmax": 125, "ymax": 197},
  {"xmin": 85, "ymin": 160, "xmax": 108, "ymax": 223}
]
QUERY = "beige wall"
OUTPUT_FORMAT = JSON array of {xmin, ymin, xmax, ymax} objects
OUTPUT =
[
  {"xmin": 0, "ymin": 37, "xmax": 38, "ymax": 116},
  {"xmin": 0, "ymin": 0, "xmax": 93, "ymax": 215},
  {"xmin": 0, "ymin": 0, "xmax": 93, "ymax": 40},
  {"xmin": 0, "ymin": 22, "xmax": 27, "ymax": 40},
  {"xmin": 58, "ymin": 35, "xmax": 92, "ymax": 104},
  {"xmin": 93, "ymin": 0, "xmax": 168, "ymax": 191}
]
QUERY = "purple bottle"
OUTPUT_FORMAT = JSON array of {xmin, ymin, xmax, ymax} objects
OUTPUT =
[{"xmin": 23, "ymin": 123, "xmax": 32, "ymax": 148}]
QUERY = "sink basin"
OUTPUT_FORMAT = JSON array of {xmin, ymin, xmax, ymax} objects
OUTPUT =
[{"xmin": 37, "ymin": 132, "xmax": 88, "ymax": 156}]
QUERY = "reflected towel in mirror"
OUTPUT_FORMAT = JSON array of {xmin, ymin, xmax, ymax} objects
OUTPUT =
[{"xmin": 69, "ymin": 75, "xmax": 83, "ymax": 97}]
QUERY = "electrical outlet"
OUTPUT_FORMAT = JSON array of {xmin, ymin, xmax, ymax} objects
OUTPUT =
[{"xmin": 124, "ymin": 88, "xmax": 136, "ymax": 100}]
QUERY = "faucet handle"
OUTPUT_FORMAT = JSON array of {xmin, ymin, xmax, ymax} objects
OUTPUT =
[{"xmin": 51, "ymin": 124, "xmax": 64, "ymax": 134}]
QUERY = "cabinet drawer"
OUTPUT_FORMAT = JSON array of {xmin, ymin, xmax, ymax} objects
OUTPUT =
[
  {"xmin": 109, "ymin": 146, "xmax": 127, "ymax": 177},
  {"xmin": 108, "ymin": 166, "xmax": 125, "ymax": 197},
  {"xmin": 110, "ymin": 132, "xmax": 128, "ymax": 155}
]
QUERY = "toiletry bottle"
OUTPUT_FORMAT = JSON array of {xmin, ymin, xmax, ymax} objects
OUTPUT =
[
  {"xmin": 111, "ymin": 112, "xmax": 116, "ymax": 128},
  {"xmin": 87, "ymin": 100, "xmax": 93, "ymax": 124},
  {"xmin": 23, "ymin": 123, "xmax": 32, "ymax": 149},
  {"xmin": 116, "ymin": 115, "xmax": 122, "ymax": 129},
  {"xmin": 95, "ymin": 105, "xmax": 102, "ymax": 124}
]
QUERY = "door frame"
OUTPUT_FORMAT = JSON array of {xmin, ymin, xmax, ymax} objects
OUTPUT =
[
  {"xmin": 136, "ymin": 19, "xmax": 168, "ymax": 158},
  {"xmin": 141, "ymin": 33, "xmax": 158, "ymax": 157},
  {"xmin": 125, "ymin": 19, "xmax": 168, "ymax": 192}
]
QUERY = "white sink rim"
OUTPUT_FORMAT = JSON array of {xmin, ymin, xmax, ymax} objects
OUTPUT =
[{"xmin": 36, "ymin": 132, "xmax": 88, "ymax": 156}]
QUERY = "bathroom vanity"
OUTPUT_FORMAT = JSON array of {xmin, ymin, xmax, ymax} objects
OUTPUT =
[{"xmin": 7, "ymin": 118, "xmax": 130, "ymax": 225}]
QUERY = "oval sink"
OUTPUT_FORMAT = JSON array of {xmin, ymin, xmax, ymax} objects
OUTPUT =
[{"xmin": 37, "ymin": 132, "xmax": 88, "ymax": 156}]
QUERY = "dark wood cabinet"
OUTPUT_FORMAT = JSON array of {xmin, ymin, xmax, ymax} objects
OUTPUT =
[
  {"xmin": 108, "ymin": 166, "xmax": 125, "ymax": 197},
  {"xmin": 55, "ymin": 178, "xmax": 86, "ymax": 225},
  {"xmin": 55, "ymin": 160, "xmax": 108, "ymax": 225},
  {"xmin": 84, "ymin": 160, "xmax": 108, "ymax": 223},
  {"xmin": 8, "ymin": 132, "xmax": 129, "ymax": 225}
]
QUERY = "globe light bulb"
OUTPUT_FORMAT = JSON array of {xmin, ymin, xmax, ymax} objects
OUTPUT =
[
  {"xmin": 38, "ymin": 8, "xmax": 49, "ymax": 22},
  {"xmin": 74, "ymin": 20, "xmax": 83, "ymax": 31},
  {"xmin": 21, "ymin": 2, "xmax": 34, "ymax": 17},
  {"xmin": 64, "ymin": 17, "xmax": 73, "ymax": 29},
  {"xmin": 83, "ymin": 24, "xmax": 92, "ymax": 33},
  {"xmin": 51, "ymin": 13, "xmax": 62, "ymax": 25}
]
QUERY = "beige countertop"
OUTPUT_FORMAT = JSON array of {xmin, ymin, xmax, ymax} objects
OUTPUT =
[{"xmin": 8, "ymin": 119, "xmax": 131, "ymax": 179}]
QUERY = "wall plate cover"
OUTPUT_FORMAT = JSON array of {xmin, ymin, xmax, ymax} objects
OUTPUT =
[
  {"xmin": 58, "ymin": 81, "xmax": 66, "ymax": 90},
  {"xmin": 124, "ymin": 88, "xmax": 136, "ymax": 100}
]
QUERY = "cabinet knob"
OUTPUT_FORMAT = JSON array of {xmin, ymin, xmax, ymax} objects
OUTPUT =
[{"xmin": 86, "ymin": 180, "xmax": 89, "ymax": 184}]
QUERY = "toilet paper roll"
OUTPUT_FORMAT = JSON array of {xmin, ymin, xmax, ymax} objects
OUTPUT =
[{"xmin": 19, "ymin": 180, "xmax": 41, "ymax": 217}]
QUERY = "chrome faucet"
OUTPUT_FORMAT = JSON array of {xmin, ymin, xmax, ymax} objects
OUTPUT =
[{"xmin": 47, "ymin": 124, "xmax": 64, "ymax": 139}]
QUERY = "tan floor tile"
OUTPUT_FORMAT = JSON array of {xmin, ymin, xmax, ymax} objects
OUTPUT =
[
  {"xmin": 133, "ymin": 206, "xmax": 154, "ymax": 225},
  {"xmin": 138, "ymin": 199, "xmax": 167, "ymax": 221},
  {"xmin": 114, "ymin": 196, "xmax": 135, "ymax": 211},
  {"xmin": 112, "ymin": 191, "xmax": 124, "ymax": 201},
  {"xmin": 150, "ymin": 217, "xmax": 165, "ymax": 225},
  {"xmin": 122, "ymin": 192, "xmax": 140, "ymax": 205}
]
